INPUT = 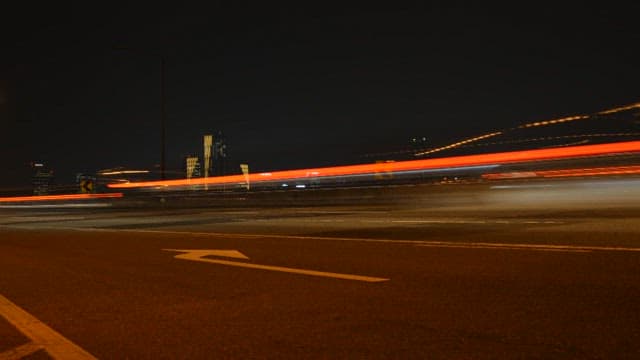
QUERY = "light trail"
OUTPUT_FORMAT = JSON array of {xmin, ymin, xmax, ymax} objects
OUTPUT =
[
  {"xmin": 518, "ymin": 115, "xmax": 589, "ymax": 129},
  {"xmin": 415, "ymin": 101, "xmax": 640, "ymax": 157},
  {"xmin": 597, "ymin": 102, "xmax": 640, "ymax": 115},
  {"xmin": 483, "ymin": 165, "xmax": 640, "ymax": 180},
  {"xmin": 108, "ymin": 140, "xmax": 640, "ymax": 189},
  {"xmin": 538, "ymin": 165, "xmax": 640, "ymax": 178},
  {"xmin": 413, "ymin": 132, "xmax": 503, "ymax": 156}
]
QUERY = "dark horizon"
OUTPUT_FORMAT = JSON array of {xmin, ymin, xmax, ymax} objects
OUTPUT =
[{"xmin": 1, "ymin": 4, "xmax": 639, "ymax": 188}]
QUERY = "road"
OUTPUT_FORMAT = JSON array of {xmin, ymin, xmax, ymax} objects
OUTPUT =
[{"xmin": 1, "ymin": 178, "xmax": 640, "ymax": 358}]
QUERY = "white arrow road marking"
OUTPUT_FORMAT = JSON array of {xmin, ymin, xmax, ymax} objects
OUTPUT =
[
  {"xmin": 163, "ymin": 249, "xmax": 389, "ymax": 282},
  {"xmin": 0, "ymin": 294, "xmax": 96, "ymax": 360},
  {"xmin": 167, "ymin": 249, "xmax": 250, "ymax": 260}
]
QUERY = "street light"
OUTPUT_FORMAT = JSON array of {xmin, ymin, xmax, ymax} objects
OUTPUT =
[{"xmin": 114, "ymin": 46, "xmax": 167, "ymax": 180}]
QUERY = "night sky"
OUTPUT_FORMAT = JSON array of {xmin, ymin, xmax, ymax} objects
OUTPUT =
[{"xmin": 1, "ymin": 4, "xmax": 639, "ymax": 187}]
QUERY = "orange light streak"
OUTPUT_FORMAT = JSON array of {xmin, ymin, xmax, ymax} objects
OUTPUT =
[
  {"xmin": 597, "ymin": 102, "xmax": 640, "ymax": 115},
  {"xmin": 537, "ymin": 165, "xmax": 640, "ymax": 178},
  {"xmin": 518, "ymin": 115, "xmax": 589, "ymax": 129},
  {"xmin": 0, "ymin": 193, "xmax": 124, "ymax": 203},
  {"xmin": 417, "ymin": 100, "xmax": 640, "ymax": 158},
  {"xmin": 483, "ymin": 165, "xmax": 640, "ymax": 180},
  {"xmin": 108, "ymin": 141, "xmax": 640, "ymax": 189},
  {"xmin": 414, "ymin": 131, "xmax": 503, "ymax": 156}
]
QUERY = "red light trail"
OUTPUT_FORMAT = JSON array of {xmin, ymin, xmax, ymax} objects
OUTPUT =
[
  {"xmin": 0, "ymin": 193, "xmax": 124, "ymax": 203},
  {"xmin": 107, "ymin": 141, "xmax": 640, "ymax": 189}
]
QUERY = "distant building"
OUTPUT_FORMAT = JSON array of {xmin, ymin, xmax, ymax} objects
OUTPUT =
[
  {"xmin": 212, "ymin": 131, "xmax": 229, "ymax": 176},
  {"xmin": 31, "ymin": 162, "xmax": 54, "ymax": 195},
  {"xmin": 203, "ymin": 131, "xmax": 230, "ymax": 177},
  {"xmin": 185, "ymin": 156, "xmax": 201, "ymax": 179}
]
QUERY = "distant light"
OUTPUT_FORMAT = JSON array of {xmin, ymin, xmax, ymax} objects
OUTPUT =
[
  {"xmin": 282, "ymin": 183, "xmax": 289, "ymax": 187},
  {"xmin": 99, "ymin": 170, "xmax": 150, "ymax": 176},
  {"xmin": 33, "ymin": 163, "xmax": 44, "ymax": 167},
  {"xmin": 295, "ymin": 184, "xmax": 306, "ymax": 188}
]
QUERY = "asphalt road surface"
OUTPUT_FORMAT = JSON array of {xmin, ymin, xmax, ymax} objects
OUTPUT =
[{"xmin": 1, "ymin": 179, "xmax": 640, "ymax": 359}]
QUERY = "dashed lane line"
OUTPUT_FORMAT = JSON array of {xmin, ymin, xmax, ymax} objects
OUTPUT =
[{"xmin": 0, "ymin": 294, "xmax": 96, "ymax": 359}]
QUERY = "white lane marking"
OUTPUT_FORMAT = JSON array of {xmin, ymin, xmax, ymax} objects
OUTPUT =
[
  {"xmin": 0, "ymin": 342, "xmax": 43, "ymax": 360},
  {"xmin": 217, "ymin": 211, "xmax": 260, "ymax": 214},
  {"xmin": 302, "ymin": 219, "xmax": 564, "ymax": 225},
  {"xmin": 40, "ymin": 226, "xmax": 640, "ymax": 253},
  {"xmin": 164, "ymin": 249, "xmax": 389, "ymax": 282},
  {"xmin": 0, "ymin": 294, "xmax": 96, "ymax": 359},
  {"xmin": 416, "ymin": 243, "xmax": 591, "ymax": 252},
  {"xmin": 391, "ymin": 219, "xmax": 563, "ymax": 224},
  {"xmin": 2, "ymin": 216, "xmax": 87, "ymax": 224},
  {"xmin": 392, "ymin": 220, "xmax": 487, "ymax": 224},
  {"xmin": 491, "ymin": 185, "xmax": 555, "ymax": 189}
]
